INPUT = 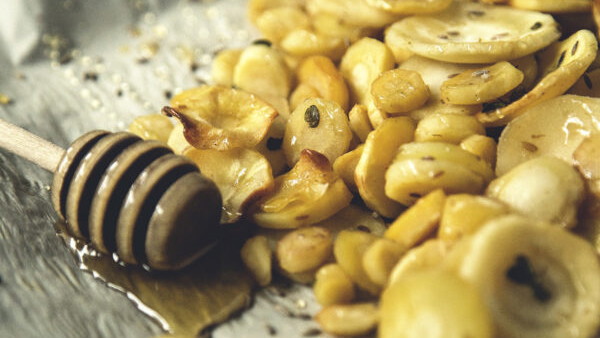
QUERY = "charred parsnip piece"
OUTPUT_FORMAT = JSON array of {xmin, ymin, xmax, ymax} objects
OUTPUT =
[{"xmin": 253, "ymin": 149, "xmax": 352, "ymax": 229}]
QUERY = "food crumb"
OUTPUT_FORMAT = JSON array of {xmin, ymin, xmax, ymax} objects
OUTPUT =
[
  {"xmin": 302, "ymin": 328, "xmax": 322, "ymax": 336},
  {"xmin": 0, "ymin": 94, "xmax": 12, "ymax": 105},
  {"xmin": 266, "ymin": 324, "xmax": 277, "ymax": 335},
  {"xmin": 83, "ymin": 72, "xmax": 99, "ymax": 81}
]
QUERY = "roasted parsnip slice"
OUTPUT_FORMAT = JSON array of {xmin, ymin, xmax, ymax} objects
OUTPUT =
[
  {"xmin": 333, "ymin": 144, "xmax": 364, "ymax": 193},
  {"xmin": 166, "ymin": 85, "xmax": 278, "ymax": 150},
  {"xmin": 211, "ymin": 48, "xmax": 242, "ymax": 87},
  {"xmin": 334, "ymin": 230, "xmax": 381, "ymax": 295},
  {"xmin": 233, "ymin": 43, "xmax": 292, "ymax": 103},
  {"xmin": 280, "ymin": 28, "xmax": 346, "ymax": 61},
  {"xmin": 184, "ymin": 147, "xmax": 274, "ymax": 223},
  {"xmin": 385, "ymin": 1, "xmax": 560, "ymax": 63},
  {"xmin": 415, "ymin": 114, "xmax": 485, "ymax": 144},
  {"xmin": 477, "ymin": 30, "xmax": 598, "ymax": 126},
  {"xmin": 306, "ymin": 0, "xmax": 401, "ymax": 28},
  {"xmin": 385, "ymin": 142, "xmax": 494, "ymax": 206},
  {"xmin": 340, "ymin": 37, "xmax": 395, "ymax": 105},
  {"xmin": 253, "ymin": 149, "xmax": 353, "ymax": 229},
  {"xmin": 487, "ymin": 156, "xmax": 585, "ymax": 229},
  {"xmin": 348, "ymin": 104, "xmax": 373, "ymax": 142},
  {"xmin": 283, "ymin": 98, "xmax": 353, "ymax": 166},
  {"xmin": 355, "ymin": 116, "xmax": 416, "ymax": 218},
  {"xmin": 255, "ymin": 7, "xmax": 310, "ymax": 43},
  {"xmin": 297, "ymin": 56, "xmax": 349, "ymax": 111},
  {"xmin": 128, "ymin": 113, "xmax": 173, "ymax": 143},
  {"xmin": 247, "ymin": 0, "xmax": 304, "ymax": 23},
  {"xmin": 365, "ymin": 0, "xmax": 452, "ymax": 15},
  {"xmin": 370, "ymin": 68, "xmax": 430, "ymax": 114},
  {"xmin": 398, "ymin": 55, "xmax": 484, "ymax": 120},
  {"xmin": 441, "ymin": 62, "xmax": 524, "ymax": 105},
  {"xmin": 509, "ymin": 0, "xmax": 592, "ymax": 13},
  {"xmin": 496, "ymin": 95, "xmax": 600, "ymax": 176}
]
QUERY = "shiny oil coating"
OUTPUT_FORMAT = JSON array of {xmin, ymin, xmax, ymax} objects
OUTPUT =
[
  {"xmin": 146, "ymin": 172, "xmax": 222, "ymax": 270},
  {"xmin": 89, "ymin": 140, "xmax": 172, "ymax": 253},
  {"xmin": 51, "ymin": 130, "xmax": 109, "ymax": 219},
  {"xmin": 116, "ymin": 153, "xmax": 198, "ymax": 265},
  {"xmin": 65, "ymin": 132, "xmax": 140, "ymax": 239}
]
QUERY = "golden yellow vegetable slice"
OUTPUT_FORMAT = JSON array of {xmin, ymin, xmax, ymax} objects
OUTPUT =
[
  {"xmin": 362, "ymin": 238, "xmax": 406, "ymax": 287},
  {"xmin": 316, "ymin": 303, "xmax": 379, "ymax": 336},
  {"xmin": 441, "ymin": 62, "xmax": 524, "ymax": 105},
  {"xmin": 385, "ymin": 189, "xmax": 446, "ymax": 248},
  {"xmin": 370, "ymin": 68, "xmax": 430, "ymax": 114},
  {"xmin": 355, "ymin": 116, "xmax": 416, "ymax": 218},
  {"xmin": 233, "ymin": 43, "xmax": 292, "ymax": 102},
  {"xmin": 333, "ymin": 144, "xmax": 364, "ymax": 193},
  {"xmin": 280, "ymin": 28, "xmax": 346, "ymax": 61},
  {"xmin": 495, "ymin": 95, "xmax": 600, "ymax": 176},
  {"xmin": 211, "ymin": 48, "xmax": 242, "ymax": 87},
  {"xmin": 460, "ymin": 134, "xmax": 497, "ymax": 168},
  {"xmin": 385, "ymin": 1, "xmax": 560, "ymax": 63},
  {"xmin": 253, "ymin": 149, "xmax": 353, "ymax": 229},
  {"xmin": 509, "ymin": 0, "xmax": 592, "ymax": 13},
  {"xmin": 313, "ymin": 263, "xmax": 356, "ymax": 306},
  {"xmin": 348, "ymin": 104, "xmax": 373, "ymax": 142},
  {"xmin": 398, "ymin": 55, "xmax": 483, "ymax": 120},
  {"xmin": 365, "ymin": 0, "xmax": 452, "ymax": 15},
  {"xmin": 415, "ymin": 114, "xmax": 485, "ymax": 145},
  {"xmin": 438, "ymin": 194, "xmax": 509, "ymax": 242},
  {"xmin": 312, "ymin": 13, "xmax": 378, "ymax": 43},
  {"xmin": 247, "ymin": 0, "xmax": 304, "ymax": 23},
  {"xmin": 334, "ymin": 230, "xmax": 381, "ymax": 295},
  {"xmin": 184, "ymin": 147, "xmax": 274, "ymax": 223},
  {"xmin": 276, "ymin": 226, "xmax": 333, "ymax": 274},
  {"xmin": 297, "ymin": 56, "xmax": 349, "ymax": 111},
  {"xmin": 574, "ymin": 133, "xmax": 600, "ymax": 197},
  {"xmin": 477, "ymin": 29, "xmax": 598, "ymax": 127},
  {"xmin": 380, "ymin": 270, "xmax": 494, "ymax": 338},
  {"xmin": 340, "ymin": 37, "xmax": 396, "ymax": 105},
  {"xmin": 306, "ymin": 0, "xmax": 402, "ymax": 28},
  {"xmin": 388, "ymin": 239, "xmax": 454, "ymax": 284},
  {"xmin": 128, "ymin": 113, "xmax": 173, "ymax": 143},
  {"xmin": 240, "ymin": 235, "xmax": 272, "ymax": 286},
  {"xmin": 385, "ymin": 142, "xmax": 494, "ymax": 206},
  {"xmin": 283, "ymin": 98, "xmax": 353, "ymax": 166},
  {"xmin": 255, "ymin": 7, "xmax": 310, "ymax": 43},
  {"xmin": 166, "ymin": 85, "xmax": 278, "ymax": 150}
]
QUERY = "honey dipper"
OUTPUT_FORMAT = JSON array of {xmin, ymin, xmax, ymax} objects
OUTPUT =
[{"xmin": 0, "ymin": 118, "xmax": 223, "ymax": 271}]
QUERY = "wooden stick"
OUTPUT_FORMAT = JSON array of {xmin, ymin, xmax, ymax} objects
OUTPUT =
[{"xmin": 0, "ymin": 118, "xmax": 65, "ymax": 172}]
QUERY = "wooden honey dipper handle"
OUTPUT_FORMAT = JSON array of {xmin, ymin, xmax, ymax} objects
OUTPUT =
[{"xmin": 0, "ymin": 118, "xmax": 65, "ymax": 172}]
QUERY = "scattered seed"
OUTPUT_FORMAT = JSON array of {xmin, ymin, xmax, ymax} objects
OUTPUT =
[
  {"xmin": 116, "ymin": 89, "xmax": 123, "ymax": 97},
  {"xmin": 190, "ymin": 62, "xmax": 199, "ymax": 72},
  {"xmin": 506, "ymin": 255, "xmax": 552, "ymax": 303},
  {"xmin": 431, "ymin": 171, "xmax": 445, "ymax": 178},
  {"xmin": 296, "ymin": 313, "xmax": 312, "ymax": 321},
  {"xmin": 530, "ymin": 22, "xmax": 542, "ymax": 30},
  {"xmin": 531, "ymin": 134, "xmax": 545, "ymax": 139},
  {"xmin": 583, "ymin": 73, "xmax": 593, "ymax": 90},
  {"xmin": 83, "ymin": 72, "xmax": 99, "ymax": 81},
  {"xmin": 267, "ymin": 137, "xmax": 283, "ymax": 151},
  {"xmin": 447, "ymin": 73, "xmax": 459, "ymax": 78},
  {"xmin": 421, "ymin": 156, "xmax": 435, "ymax": 161},
  {"xmin": 164, "ymin": 90, "xmax": 172, "ymax": 100},
  {"xmin": 136, "ymin": 57, "xmax": 150, "ymax": 64},
  {"xmin": 356, "ymin": 225, "xmax": 371, "ymax": 233},
  {"xmin": 571, "ymin": 40, "xmax": 579, "ymax": 56},
  {"xmin": 304, "ymin": 105, "xmax": 320, "ymax": 128},
  {"xmin": 438, "ymin": 34, "xmax": 449, "ymax": 40},
  {"xmin": 557, "ymin": 50, "xmax": 566, "ymax": 68},
  {"xmin": 447, "ymin": 30, "xmax": 460, "ymax": 37},
  {"xmin": 468, "ymin": 10, "xmax": 485, "ymax": 18},
  {"xmin": 522, "ymin": 141, "xmax": 538, "ymax": 153},
  {"xmin": 266, "ymin": 324, "xmax": 277, "ymax": 336},
  {"xmin": 409, "ymin": 192, "xmax": 422, "ymax": 199},
  {"xmin": 253, "ymin": 39, "xmax": 272, "ymax": 47}
]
